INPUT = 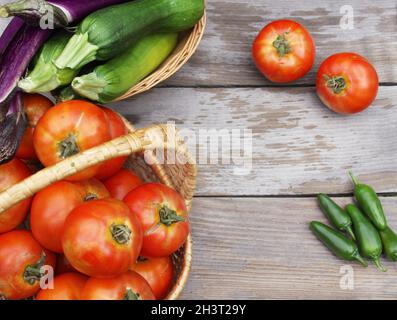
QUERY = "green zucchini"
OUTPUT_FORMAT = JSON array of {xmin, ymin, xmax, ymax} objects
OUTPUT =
[
  {"xmin": 55, "ymin": 0, "xmax": 204, "ymax": 70},
  {"xmin": 18, "ymin": 30, "xmax": 79, "ymax": 93},
  {"xmin": 72, "ymin": 33, "xmax": 178, "ymax": 103}
]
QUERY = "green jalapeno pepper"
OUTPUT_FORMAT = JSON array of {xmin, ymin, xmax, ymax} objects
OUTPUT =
[
  {"xmin": 379, "ymin": 226, "xmax": 397, "ymax": 261},
  {"xmin": 346, "ymin": 204, "xmax": 386, "ymax": 271},
  {"xmin": 349, "ymin": 172, "xmax": 387, "ymax": 231},
  {"xmin": 310, "ymin": 221, "xmax": 367, "ymax": 267},
  {"xmin": 318, "ymin": 194, "xmax": 355, "ymax": 240}
]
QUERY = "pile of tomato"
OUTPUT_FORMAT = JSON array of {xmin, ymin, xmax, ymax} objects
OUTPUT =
[
  {"xmin": 252, "ymin": 20, "xmax": 379, "ymax": 115},
  {"xmin": 0, "ymin": 95, "xmax": 189, "ymax": 300}
]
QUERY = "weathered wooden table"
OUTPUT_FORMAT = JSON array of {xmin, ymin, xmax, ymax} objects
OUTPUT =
[
  {"xmin": 2, "ymin": 0, "xmax": 397, "ymax": 299},
  {"xmin": 113, "ymin": 0, "xmax": 397, "ymax": 299}
]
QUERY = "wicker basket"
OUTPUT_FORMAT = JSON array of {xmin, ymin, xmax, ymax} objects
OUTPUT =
[
  {"xmin": 0, "ymin": 121, "xmax": 197, "ymax": 300},
  {"xmin": 114, "ymin": 12, "xmax": 206, "ymax": 101}
]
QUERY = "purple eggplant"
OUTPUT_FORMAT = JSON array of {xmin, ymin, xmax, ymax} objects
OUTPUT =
[
  {"xmin": 0, "ymin": 17, "xmax": 24, "ymax": 59},
  {"xmin": 0, "ymin": 0, "xmax": 129, "ymax": 27},
  {"xmin": 0, "ymin": 91, "xmax": 27, "ymax": 164},
  {"xmin": 0, "ymin": 25, "xmax": 52, "ymax": 105},
  {"xmin": 0, "ymin": 25, "xmax": 51, "ymax": 164}
]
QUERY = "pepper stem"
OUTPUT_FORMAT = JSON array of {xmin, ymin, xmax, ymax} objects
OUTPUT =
[
  {"xmin": 349, "ymin": 171, "xmax": 359, "ymax": 187},
  {"xmin": 123, "ymin": 289, "xmax": 140, "ymax": 300},
  {"xmin": 373, "ymin": 257, "xmax": 387, "ymax": 272},
  {"xmin": 345, "ymin": 226, "xmax": 356, "ymax": 240},
  {"xmin": 23, "ymin": 252, "xmax": 46, "ymax": 285},
  {"xmin": 353, "ymin": 253, "xmax": 368, "ymax": 267},
  {"xmin": 159, "ymin": 206, "xmax": 185, "ymax": 227},
  {"xmin": 58, "ymin": 133, "xmax": 80, "ymax": 159},
  {"xmin": 111, "ymin": 224, "xmax": 132, "ymax": 245},
  {"xmin": 272, "ymin": 33, "xmax": 291, "ymax": 57}
]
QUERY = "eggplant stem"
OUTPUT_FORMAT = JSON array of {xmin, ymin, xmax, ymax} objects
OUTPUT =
[{"xmin": 0, "ymin": 0, "xmax": 69, "ymax": 27}]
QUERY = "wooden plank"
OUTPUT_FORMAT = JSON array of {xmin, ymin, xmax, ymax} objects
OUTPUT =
[
  {"xmin": 111, "ymin": 86, "xmax": 397, "ymax": 196},
  {"xmin": 164, "ymin": 0, "xmax": 397, "ymax": 86},
  {"xmin": 0, "ymin": 1, "xmax": 395, "ymax": 86},
  {"xmin": 181, "ymin": 197, "xmax": 397, "ymax": 299}
]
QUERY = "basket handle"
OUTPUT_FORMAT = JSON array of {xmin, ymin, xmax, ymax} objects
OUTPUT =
[{"xmin": 0, "ymin": 124, "xmax": 175, "ymax": 214}]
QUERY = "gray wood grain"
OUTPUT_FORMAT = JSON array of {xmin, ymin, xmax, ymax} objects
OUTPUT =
[
  {"xmin": 0, "ymin": 0, "xmax": 396, "ymax": 301},
  {"xmin": 164, "ymin": 0, "xmax": 397, "ymax": 86},
  {"xmin": 111, "ymin": 86, "xmax": 397, "ymax": 196},
  {"xmin": 0, "ymin": 0, "xmax": 395, "ymax": 86},
  {"xmin": 181, "ymin": 196, "xmax": 397, "ymax": 299}
]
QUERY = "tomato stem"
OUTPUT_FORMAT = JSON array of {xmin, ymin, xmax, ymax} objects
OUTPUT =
[
  {"xmin": 23, "ymin": 251, "xmax": 46, "ymax": 285},
  {"xmin": 111, "ymin": 224, "xmax": 132, "ymax": 245},
  {"xmin": 324, "ymin": 75, "xmax": 347, "ymax": 94},
  {"xmin": 159, "ymin": 206, "xmax": 185, "ymax": 227},
  {"xmin": 272, "ymin": 33, "xmax": 291, "ymax": 57},
  {"xmin": 58, "ymin": 133, "xmax": 80, "ymax": 159},
  {"xmin": 123, "ymin": 289, "xmax": 140, "ymax": 300},
  {"xmin": 137, "ymin": 256, "xmax": 148, "ymax": 263},
  {"xmin": 84, "ymin": 193, "xmax": 98, "ymax": 202}
]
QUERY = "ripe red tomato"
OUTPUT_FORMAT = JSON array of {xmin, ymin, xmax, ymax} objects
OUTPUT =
[
  {"xmin": 316, "ymin": 53, "xmax": 379, "ymax": 114},
  {"xmin": 30, "ymin": 179, "xmax": 109, "ymax": 253},
  {"xmin": 33, "ymin": 100, "xmax": 111, "ymax": 181},
  {"xmin": 124, "ymin": 183, "xmax": 189, "ymax": 257},
  {"xmin": 131, "ymin": 256, "xmax": 174, "ymax": 299},
  {"xmin": 103, "ymin": 169, "xmax": 144, "ymax": 200},
  {"xmin": 55, "ymin": 255, "xmax": 78, "ymax": 275},
  {"xmin": 16, "ymin": 94, "xmax": 53, "ymax": 160},
  {"xmin": 36, "ymin": 273, "xmax": 87, "ymax": 300},
  {"xmin": 0, "ymin": 230, "xmax": 56, "ymax": 300},
  {"xmin": 74, "ymin": 178, "xmax": 110, "ymax": 200},
  {"xmin": 95, "ymin": 107, "xmax": 128, "ymax": 180},
  {"xmin": 62, "ymin": 199, "xmax": 143, "ymax": 278},
  {"xmin": 252, "ymin": 19, "xmax": 315, "ymax": 83},
  {"xmin": 81, "ymin": 271, "xmax": 155, "ymax": 300},
  {"xmin": 0, "ymin": 159, "xmax": 32, "ymax": 234}
]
